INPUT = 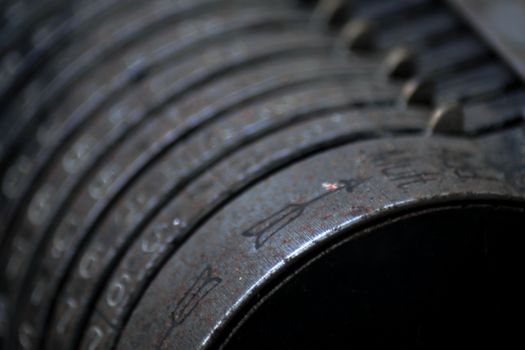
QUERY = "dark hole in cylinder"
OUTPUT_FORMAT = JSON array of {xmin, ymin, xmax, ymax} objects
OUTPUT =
[{"xmin": 222, "ymin": 205, "xmax": 525, "ymax": 349}]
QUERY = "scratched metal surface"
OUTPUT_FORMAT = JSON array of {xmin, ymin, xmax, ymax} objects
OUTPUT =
[
  {"xmin": 19, "ymin": 47, "xmax": 355, "ymax": 350},
  {"xmin": 1, "ymin": 0, "xmax": 525, "ymax": 349},
  {"xmin": 117, "ymin": 131, "xmax": 525, "ymax": 349},
  {"xmin": 77, "ymin": 106, "xmax": 427, "ymax": 350},
  {"xmin": 40, "ymin": 74, "xmax": 398, "ymax": 350}
]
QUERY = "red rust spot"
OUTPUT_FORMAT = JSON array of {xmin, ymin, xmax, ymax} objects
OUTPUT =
[{"xmin": 322, "ymin": 182, "xmax": 340, "ymax": 191}]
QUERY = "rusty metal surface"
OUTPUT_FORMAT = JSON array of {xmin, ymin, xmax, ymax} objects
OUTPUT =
[
  {"xmin": 78, "ymin": 106, "xmax": 428, "ymax": 350},
  {"xmin": 447, "ymin": 0, "xmax": 525, "ymax": 82},
  {"xmin": 116, "ymin": 130, "xmax": 525, "ymax": 349},
  {"xmin": 1, "ymin": 0, "xmax": 525, "ymax": 349},
  {"xmin": 9, "ymin": 23, "xmax": 340, "ymax": 350},
  {"xmin": 26, "ymin": 68, "xmax": 395, "ymax": 350}
]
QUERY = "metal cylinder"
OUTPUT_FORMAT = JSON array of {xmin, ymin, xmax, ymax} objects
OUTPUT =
[{"xmin": 0, "ymin": 0, "xmax": 524, "ymax": 349}]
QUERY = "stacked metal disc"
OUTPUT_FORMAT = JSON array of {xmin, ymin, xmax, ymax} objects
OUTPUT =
[{"xmin": 0, "ymin": 0, "xmax": 524, "ymax": 349}]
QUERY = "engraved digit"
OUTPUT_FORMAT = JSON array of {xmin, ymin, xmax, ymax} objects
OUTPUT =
[{"xmin": 106, "ymin": 273, "xmax": 131, "ymax": 308}]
